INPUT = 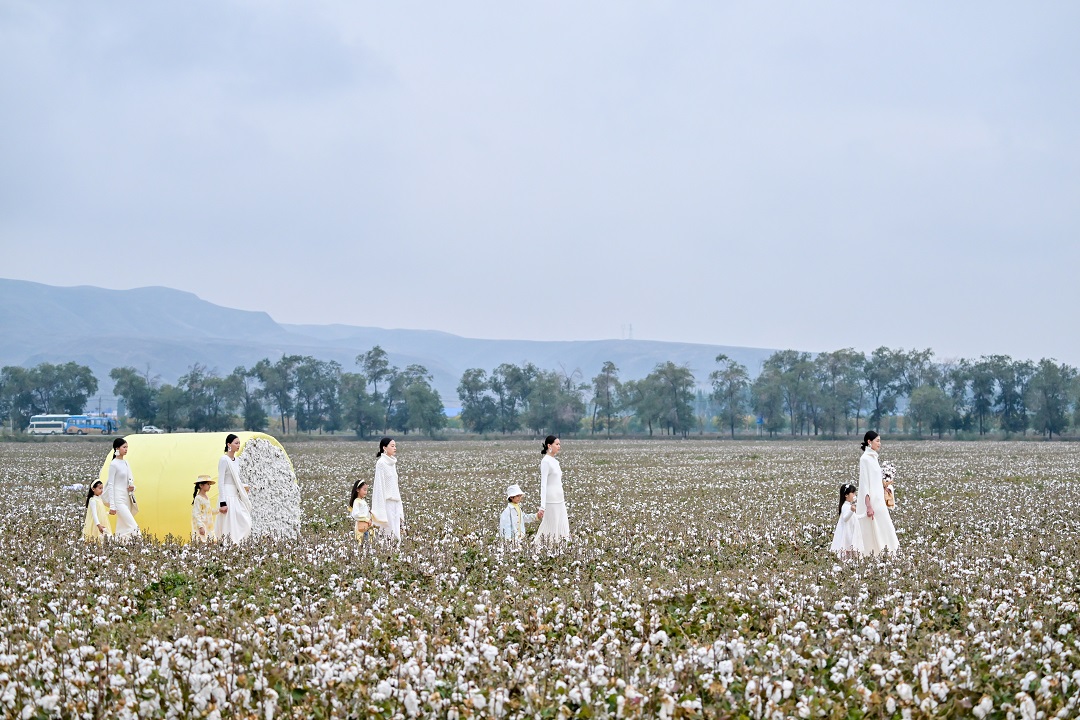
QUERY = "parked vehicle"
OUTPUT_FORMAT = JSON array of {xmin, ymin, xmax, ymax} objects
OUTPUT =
[
  {"xmin": 140, "ymin": 425, "xmax": 165, "ymax": 434},
  {"xmin": 27, "ymin": 414, "xmax": 70, "ymax": 435},
  {"xmin": 65, "ymin": 415, "xmax": 119, "ymax": 435}
]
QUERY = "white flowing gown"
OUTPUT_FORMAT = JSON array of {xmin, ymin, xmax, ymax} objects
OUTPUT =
[
  {"xmin": 533, "ymin": 454, "xmax": 570, "ymax": 544},
  {"xmin": 215, "ymin": 454, "xmax": 252, "ymax": 543},
  {"xmin": 856, "ymin": 449, "xmax": 899, "ymax": 556},
  {"xmin": 104, "ymin": 459, "xmax": 140, "ymax": 538},
  {"xmin": 371, "ymin": 455, "xmax": 405, "ymax": 541}
]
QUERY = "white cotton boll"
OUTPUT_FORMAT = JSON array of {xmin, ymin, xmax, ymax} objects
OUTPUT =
[
  {"xmin": 972, "ymin": 695, "xmax": 993, "ymax": 719},
  {"xmin": 896, "ymin": 683, "xmax": 913, "ymax": 702},
  {"xmin": 1017, "ymin": 693, "xmax": 1036, "ymax": 720},
  {"xmin": 239, "ymin": 439, "xmax": 301, "ymax": 539},
  {"xmin": 374, "ymin": 680, "xmax": 393, "ymax": 701},
  {"xmin": 649, "ymin": 630, "xmax": 669, "ymax": 647},
  {"xmin": 403, "ymin": 690, "xmax": 420, "ymax": 717}
]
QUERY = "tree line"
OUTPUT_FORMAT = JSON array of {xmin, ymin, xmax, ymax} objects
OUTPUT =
[
  {"xmin": 456, "ymin": 348, "xmax": 1080, "ymax": 440},
  {"xmin": 0, "ymin": 347, "xmax": 446, "ymax": 437},
  {"xmin": 3, "ymin": 346, "xmax": 1079, "ymax": 439}
]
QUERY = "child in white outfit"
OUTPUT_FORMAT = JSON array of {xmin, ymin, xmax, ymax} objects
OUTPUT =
[
  {"xmin": 830, "ymin": 483, "xmax": 861, "ymax": 558},
  {"xmin": 499, "ymin": 484, "xmax": 544, "ymax": 540}
]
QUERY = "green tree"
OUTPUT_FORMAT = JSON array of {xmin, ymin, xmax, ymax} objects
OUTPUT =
[
  {"xmin": 154, "ymin": 384, "xmax": 186, "ymax": 432},
  {"xmin": 646, "ymin": 362, "xmax": 695, "ymax": 437},
  {"xmin": 340, "ymin": 372, "xmax": 382, "ymax": 438},
  {"xmin": 1026, "ymin": 359, "xmax": 1076, "ymax": 439},
  {"xmin": 295, "ymin": 357, "xmax": 342, "ymax": 433},
  {"xmin": 591, "ymin": 361, "xmax": 622, "ymax": 437},
  {"xmin": 227, "ymin": 366, "xmax": 267, "ymax": 431},
  {"xmin": 907, "ymin": 385, "xmax": 956, "ymax": 438},
  {"xmin": 28, "ymin": 362, "xmax": 98, "ymax": 414},
  {"xmin": 490, "ymin": 363, "xmax": 530, "ymax": 434},
  {"xmin": 359, "ymin": 346, "xmax": 392, "ymax": 398},
  {"xmin": 402, "ymin": 376, "xmax": 447, "ymax": 437},
  {"xmin": 0, "ymin": 366, "xmax": 35, "ymax": 430},
  {"xmin": 710, "ymin": 354, "xmax": 749, "ymax": 439},
  {"xmin": 177, "ymin": 364, "xmax": 235, "ymax": 432},
  {"xmin": 990, "ymin": 356, "xmax": 1033, "ymax": 436},
  {"xmin": 751, "ymin": 364, "xmax": 787, "ymax": 437},
  {"xmin": 110, "ymin": 366, "xmax": 158, "ymax": 428},
  {"xmin": 863, "ymin": 347, "xmax": 904, "ymax": 429},
  {"xmin": 457, "ymin": 369, "xmax": 498, "ymax": 434},
  {"xmin": 814, "ymin": 349, "xmax": 865, "ymax": 435},
  {"xmin": 959, "ymin": 358, "xmax": 994, "ymax": 435},
  {"xmin": 619, "ymin": 378, "xmax": 657, "ymax": 436},
  {"xmin": 255, "ymin": 355, "xmax": 300, "ymax": 434},
  {"xmin": 762, "ymin": 350, "xmax": 815, "ymax": 436}
]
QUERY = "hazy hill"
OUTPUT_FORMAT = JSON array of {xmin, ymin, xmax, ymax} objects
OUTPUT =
[{"xmin": 0, "ymin": 278, "xmax": 776, "ymax": 405}]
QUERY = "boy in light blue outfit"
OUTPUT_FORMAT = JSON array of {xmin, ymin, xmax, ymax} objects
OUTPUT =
[{"xmin": 499, "ymin": 484, "xmax": 544, "ymax": 540}]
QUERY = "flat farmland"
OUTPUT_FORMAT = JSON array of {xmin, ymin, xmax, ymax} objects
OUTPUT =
[{"xmin": 1, "ymin": 439, "xmax": 1078, "ymax": 719}]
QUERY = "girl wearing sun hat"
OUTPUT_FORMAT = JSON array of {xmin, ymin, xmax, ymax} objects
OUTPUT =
[{"xmin": 191, "ymin": 475, "xmax": 216, "ymax": 543}]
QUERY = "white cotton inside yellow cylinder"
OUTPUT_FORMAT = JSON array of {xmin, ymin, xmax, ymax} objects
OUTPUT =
[{"xmin": 97, "ymin": 432, "xmax": 298, "ymax": 542}]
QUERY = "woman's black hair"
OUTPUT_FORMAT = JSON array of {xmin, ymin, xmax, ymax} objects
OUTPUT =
[
  {"xmin": 541, "ymin": 435, "xmax": 558, "ymax": 455},
  {"xmin": 111, "ymin": 437, "xmax": 127, "ymax": 459},
  {"xmin": 85, "ymin": 479, "xmax": 103, "ymax": 507},
  {"xmin": 224, "ymin": 434, "xmax": 239, "ymax": 452},
  {"xmin": 376, "ymin": 437, "xmax": 393, "ymax": 457},
  {"xmin": 348, "ymin": 479, "xmax": 367, "ymax": 508},
  {"xmin": 837, "ymin": 483, "xmax": 857, "ymax": 516},
  {"xmin": 860, "ymin": 430, "xmax": 879, "ymax": 451}
]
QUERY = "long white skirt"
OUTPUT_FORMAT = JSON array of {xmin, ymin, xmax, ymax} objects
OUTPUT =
[
  {"xmin": 533, "ymin": 501, "xmax": 570, "ymax": 545},
  {"xmin": 215, "ymin": 483, "xmax": 252, "ymax": 543},
  {"xmin": 377, "ymin": 500, "xmax": 404, "ymax": 542},
  {"xmin": 857, "ymin": 507, "xmax": 899, "ymax": 557},
  {"xmin": 109, "ymin": 493, "xmax": 140, "ymax": 538}
]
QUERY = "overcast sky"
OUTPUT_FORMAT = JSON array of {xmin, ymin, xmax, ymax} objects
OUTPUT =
[{"xmin": 2, "ymin": 2, "xmax": 1078, "ymax": 364}]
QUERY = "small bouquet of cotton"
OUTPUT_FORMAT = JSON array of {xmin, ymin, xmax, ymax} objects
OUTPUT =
[{"xmin": 881, "ymin": 461, "xmax": 896, "ymax": 508}]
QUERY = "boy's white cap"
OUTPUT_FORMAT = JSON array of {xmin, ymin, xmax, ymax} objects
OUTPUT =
[{"xmin": 506, "ymin": 484, "xmax": 524, "ymax": 498}]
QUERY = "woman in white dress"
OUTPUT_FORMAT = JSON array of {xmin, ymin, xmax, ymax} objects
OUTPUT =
[
  {"xmin": 856, "ymin": 431, "xmax": 900, "ymax": 556},
  {"xmin": 370, "ymin": 437, "xmax": 405, "ymax": 542},
  {"xmin": 104, "ymin": 437, "xmax": 140, "ymax": 538},
  {"xmin": 533, "ymin": 435, "xmax": 570, "ymax": 545},
  {"xmin": 215, "ymin": 434, "xmax": 252, "ymax": 543}
]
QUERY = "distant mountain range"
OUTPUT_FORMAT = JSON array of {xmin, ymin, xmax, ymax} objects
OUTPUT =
[{"xmin": 0, "ymin": 278, "xmax": 777, "ymax": 406}]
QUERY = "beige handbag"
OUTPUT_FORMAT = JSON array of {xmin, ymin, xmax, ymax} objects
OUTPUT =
[{"xmin": 129, "ymin": 492, "xmax": 140, "ymax": 515}]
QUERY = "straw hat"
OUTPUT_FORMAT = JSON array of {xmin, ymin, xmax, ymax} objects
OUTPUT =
[{"xmin": 195, "ymin": 475, "xmax": 216, "ymax": 486}]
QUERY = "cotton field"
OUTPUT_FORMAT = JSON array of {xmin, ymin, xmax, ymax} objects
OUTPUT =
[{"xmin": 1, "ymin": 438, "xmax": 1078, "ymax": 719}]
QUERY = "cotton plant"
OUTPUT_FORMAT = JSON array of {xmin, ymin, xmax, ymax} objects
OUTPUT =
[{"xmin": 0, "ymin": 440, "xmax": 1079, "ymax": 718}]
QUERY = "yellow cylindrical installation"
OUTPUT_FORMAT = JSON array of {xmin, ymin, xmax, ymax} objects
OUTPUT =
[{"xmin": 97, "ymin": 432, "xmax": 295, "ymax": 542}]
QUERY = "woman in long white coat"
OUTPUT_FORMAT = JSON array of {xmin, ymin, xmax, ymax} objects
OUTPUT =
[
  {"xmin": 856, "ymin": 431, "xmax": 899, "ymax": 556},
  {"xmin": 215, "ymin": 434, "xmax": 252, "ymax": 543},
  {"xmin": 371, "ymin": 437, "xmax": 405, "ymax": 542},
  {"xmin": 104, "ymin": 437, "xmax": 140, "ymax": 538},
  {"xmin": 533, "ymin": 435, "xmax": 571, "ymax": 545}
]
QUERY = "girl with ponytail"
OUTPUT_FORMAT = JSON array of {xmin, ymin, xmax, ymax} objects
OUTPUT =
[
  {"xmin": 191, "ymin": 476, "xmax": 216, "ymax": 543},
  {"xmin": 829, "ymin": 483, "xmax": 859, "ymax": 557},
  {"xmin": 82, "ymin": 479, "xmax": 111, "ymax": 543}
]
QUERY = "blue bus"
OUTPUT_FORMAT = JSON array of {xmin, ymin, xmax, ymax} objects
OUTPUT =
[{"xmin": 65, "ymin": 415, "xmax": 120, "ymax": 435}]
